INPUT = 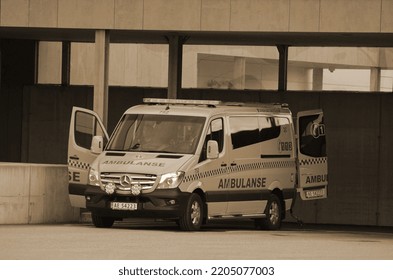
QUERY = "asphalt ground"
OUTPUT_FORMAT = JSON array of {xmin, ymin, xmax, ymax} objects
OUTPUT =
[{"xmin": 0, "ymin": 220, "xmax": 392, "ymax": 260}]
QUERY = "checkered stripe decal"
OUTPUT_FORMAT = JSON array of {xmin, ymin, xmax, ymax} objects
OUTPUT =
[
  {"xmin": 184, "ymin": 167, "xmax": 228, "ymax": 183},
  {"xmin": 183, "ymin": 160, "xmax": 295, "ymax": 183},
  {"xmin": 229, "ymin": 161, "xmax": 295, "ymax": 173},
  {"xmin": 68, "ymin": 159, "xmax": 90, "ymax": 170},
  {"xmin": 299, "ymin": 157, "xmax": 327, "ymax": 166}
]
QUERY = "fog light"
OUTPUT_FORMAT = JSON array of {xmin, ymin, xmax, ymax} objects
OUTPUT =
[
  {"xmin": 105, "ymin": 182, "xmax": 116, "ymax": 195},
  {"xmin": 167, "ymin": 199, "xmax": 176, "ymax": 205},
  {"xmin": 131, "ymin": 184, "xmax": 142, "ymax": 196},
  {"xmin": 86, "ymin": 196, "xmax": 91, "ymax": 201}
]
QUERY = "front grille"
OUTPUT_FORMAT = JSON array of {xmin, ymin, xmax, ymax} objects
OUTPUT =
[{"xmin": 100, "ymin": 173, "xmax": 157, "ymax": 191}]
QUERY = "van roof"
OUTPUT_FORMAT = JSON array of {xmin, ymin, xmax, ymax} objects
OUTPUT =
[{"xmin": 124, "ymin": 98, "xmax": 292, "ymax": 117}]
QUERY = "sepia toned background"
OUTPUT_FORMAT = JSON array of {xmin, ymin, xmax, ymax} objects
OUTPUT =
[{"xmin": 1, "ymin": 0, "xmax": 393, "ymax": 227}]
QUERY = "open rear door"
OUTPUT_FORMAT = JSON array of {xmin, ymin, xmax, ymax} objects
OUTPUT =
[
  {"xmin": 296, "ymin": 110, "xmax": 328, "ymax": 200},
  {"xmin": 68, "ymin": 107, "xmax": 109, "ymax": 208}
]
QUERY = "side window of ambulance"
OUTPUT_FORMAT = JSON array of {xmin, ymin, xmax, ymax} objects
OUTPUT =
[
  {"xmin": 229, "ymin": 117, "xmax": 259, "ymax": 149},
  {"xmin": 259, "ymin": 117, "xmax": 281, "ymax": 142},
  {"xmin": 75, "ymin": 111, "xmax": 106, "ymax": 150},
  {"xmin": 199, "ymin": 118, "xmax": 224, "ymax": 162},
  {"xmin": 229, "ymin": 116, "xmax": 292, "ymax": 159},
  {"xmin": 260, "ymin": 117, "xmax": 293, "ymax": 155}
]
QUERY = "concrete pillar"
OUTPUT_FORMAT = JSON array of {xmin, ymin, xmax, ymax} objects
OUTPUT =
[
  {"xmin": 34, "ymin": 41, "xmax": 39, "ymax": 84},
  {"xmin": 167, "ymin": 35, "xmax": 184, "ymax": 99},
  {"xmin": 61, "ymin": 41, "xmax": 71, "ymax": 86},
  {"xmin": 313, "ymin": 68, "xmax": 323, "ymax": 91},
  {"xmin": 233, "ymin": 57, "xmax": 246, "ymax": 89},
  {"xmin": 277, "ymin": 45, "xmax": 288, "ymax": 92},
  {"xmin": 94, "ymin": 30, "xmax": 110, "ymax": 127},
  {"xmin": 0, "ymin": 48, "xmax": 2, "ymax": 90},
  {"xmin": 370, "ymin": 67, "xmax": 381, "ymax": 92}
]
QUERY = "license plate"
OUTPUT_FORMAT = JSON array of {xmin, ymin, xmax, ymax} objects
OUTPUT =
[
  {"xmin": 110, "ymin": 202, "xmax": 138, "ymax": 211},
  {"xmin": 305, "ymin": 188, "xmax": 325, "ymax": 198}
]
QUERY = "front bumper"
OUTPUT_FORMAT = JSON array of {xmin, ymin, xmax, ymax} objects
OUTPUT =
[{"xmin": 85, "ymin": 186, "xmax": 191, "ymax": 219}]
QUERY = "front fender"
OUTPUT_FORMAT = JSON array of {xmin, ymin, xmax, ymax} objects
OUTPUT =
[
  {"xmin": 180, "ymin": 180, "xmax": 204, "ymax": 194},
  {"xmin": 267, "ymin": 179, "xmax": 281, "ymax": 191}
]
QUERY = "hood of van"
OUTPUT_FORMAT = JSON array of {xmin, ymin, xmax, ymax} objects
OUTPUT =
[{"xmin": 95, "ymin": 151, "xmax": 193, "ymax": 175}]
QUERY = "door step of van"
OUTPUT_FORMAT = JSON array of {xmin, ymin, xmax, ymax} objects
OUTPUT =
[{"xmin": 208, "ymin": 213, "xmax": 266, "ymax": 220}]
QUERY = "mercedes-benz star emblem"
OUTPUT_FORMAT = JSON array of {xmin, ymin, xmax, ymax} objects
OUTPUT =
[{"xmin": 120, "ymin": 175, "xmax": 132, "ymax": 187}]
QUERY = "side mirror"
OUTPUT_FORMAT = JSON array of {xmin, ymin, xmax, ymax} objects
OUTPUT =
[
  {"xmin": 91, "ymin": 135, "xmax": 104, "ymax": 154},
  {"xmin": 207, "ymin": 140, "xmax": 219, "ymax": 159}
]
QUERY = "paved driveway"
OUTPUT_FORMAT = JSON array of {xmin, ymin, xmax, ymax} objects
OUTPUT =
[{"xmin": 1, "ymin": 221, "xmax": 392, "ymax": 260}]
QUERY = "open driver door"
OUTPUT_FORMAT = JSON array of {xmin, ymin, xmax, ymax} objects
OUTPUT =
[
  {"xmin": 68, "ymin": 107, "xmax": 109, "ymax": 208},
  {"xmin": 296, "ymin": 110, "xmax": 328, "ymax": 200}
]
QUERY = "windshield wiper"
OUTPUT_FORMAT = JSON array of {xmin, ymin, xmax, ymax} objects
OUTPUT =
[{"xmin": 129, "ymin": 143, "xmax": 141, "ymax": 150}]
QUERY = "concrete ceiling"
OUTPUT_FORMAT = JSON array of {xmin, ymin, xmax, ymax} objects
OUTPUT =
[{"xmin": 1, "ymin": 27, "xmax": 393, "ymax": 47}]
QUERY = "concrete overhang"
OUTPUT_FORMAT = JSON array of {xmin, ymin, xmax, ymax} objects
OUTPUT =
[{"xmin": 1, "ymin": 27, "xmax": 393, "ymax": 47}]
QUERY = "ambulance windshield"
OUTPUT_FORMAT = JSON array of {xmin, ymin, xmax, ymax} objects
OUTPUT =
[{"xmin": 107, "ymin": 114, "xmax": 205, "ymax": 154}]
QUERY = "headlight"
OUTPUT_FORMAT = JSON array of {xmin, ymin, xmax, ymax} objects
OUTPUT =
[
  {"xmin": 88, "ymin": 168, "xmax": 100, "ymax": 187},
  {"xmin": 157, "ymin": 172, "xmax": 184, "ymax": 189}
]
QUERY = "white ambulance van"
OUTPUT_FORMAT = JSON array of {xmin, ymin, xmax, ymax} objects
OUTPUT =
[{"xmin": 68, "ymin": 98, "xmax": 327, "ymax": 231}]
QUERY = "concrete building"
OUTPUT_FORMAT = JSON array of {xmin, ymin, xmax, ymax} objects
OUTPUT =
[{"xmin": 1, "ymin": 0, "xmax": 393, "ymax": 227}]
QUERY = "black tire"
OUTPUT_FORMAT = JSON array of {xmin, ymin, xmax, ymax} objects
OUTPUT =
[
  {"xmin": 91, "ymin": 212, "xmax": 115, "ymax": 228},
  {"xmin": 179, "ymin": 193, "xmax": 203, "ymax": 231},
  {"xmin": 256, "ymin": 194, "xmax": 282, "ymax": 230}
]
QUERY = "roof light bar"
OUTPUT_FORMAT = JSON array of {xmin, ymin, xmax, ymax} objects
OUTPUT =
[{"xmin": 143, "ymin": 98, "xmax": 221, "ymax": 106}]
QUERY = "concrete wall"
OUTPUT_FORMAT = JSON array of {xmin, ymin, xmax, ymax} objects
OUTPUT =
[
  {"xmin": 0, "ymin": 163, "xmax": 79, "ymax": 224},
  {"xmin": 37, "ymin": 42, "xmax": 62, "ymax": 84},
  {"xmin": 1, "ymin": 0, "xmax": 393, "ymax": 33}
]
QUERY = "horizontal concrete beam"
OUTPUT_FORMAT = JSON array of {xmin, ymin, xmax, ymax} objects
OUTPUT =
[{"xmin": 1, "ymin": 0, "xmax": 393, "ymax": 33}]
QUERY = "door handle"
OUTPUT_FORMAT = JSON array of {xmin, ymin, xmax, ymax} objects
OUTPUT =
[
  {"xmin": 221, "ymin": 163, "xmax": 227, "ymax": 167},
  {"xmin": 70, "ymin": 155, "xmax": 79, "ymax": 160},
  {"xmin": 230, "ymin": 162, "xmax": 237, "ymax": 166}
]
